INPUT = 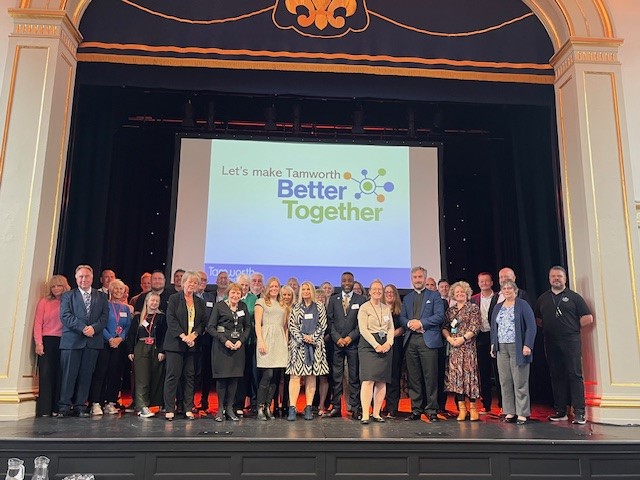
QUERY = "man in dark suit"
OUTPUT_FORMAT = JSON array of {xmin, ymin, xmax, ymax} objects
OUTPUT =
[
  {"xmin": 326, "ymin": 271, "xmax": 366, "ymax": 419},
  {"xmin": 58, "ymin": 265, "xmax": 109, "ymax": 417},
  {"xmin": 401, "ymin": 266, "xmax": 445, "ymax": 422}
]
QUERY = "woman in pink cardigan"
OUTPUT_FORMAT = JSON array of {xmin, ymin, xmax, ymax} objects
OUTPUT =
[{"xmin": 33, "ymin": 274, "xmax": 70, "ymax": 417}]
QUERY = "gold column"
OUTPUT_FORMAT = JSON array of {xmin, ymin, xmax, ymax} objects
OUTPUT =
[
  {"xmin": 552, "ymin": 37, "xmax": 640, "ymax": 424},
  {"xmin": 0, "ymin": 9, "xmax": 80, "ymax": 420}
]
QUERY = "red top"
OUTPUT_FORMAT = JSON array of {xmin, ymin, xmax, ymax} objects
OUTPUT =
[{"xmin": 33, "ymin": 297, "xmax": 63, "ymax": 344}]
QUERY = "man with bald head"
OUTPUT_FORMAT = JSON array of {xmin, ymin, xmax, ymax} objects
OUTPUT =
[
  {"xmin": 425, "ymin": 277, "xmax": 437, "ymax": 292},
  {"xmin": 488, "ymin": 267, "xmax": 532, "ymax": 319}
]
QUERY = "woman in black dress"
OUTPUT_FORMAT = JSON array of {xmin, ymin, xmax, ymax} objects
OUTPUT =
[
  {"xmin": 163, "ymin": 271, "xmax": 207, "ymax": 420},
  {"xmin": 208, "ymin": 282, "xmax": 250, "ymax": 421}
]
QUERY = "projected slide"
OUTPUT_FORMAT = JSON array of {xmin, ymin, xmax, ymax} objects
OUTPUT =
[{"xmin": 172, "ymin": 138, "xmax": 441, "ymax": 289}]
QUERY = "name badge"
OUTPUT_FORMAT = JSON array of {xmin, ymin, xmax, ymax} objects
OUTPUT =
[
  {"xmin": 206, "ymin": 302, "xmax": 214, "ymax": 307},
  {"xmin": 141, "ymin": 320, "xmax": 149, "ymax": 328},
  {"xmin": 304, "ymin": 313, "xmax": 313, "ymax": 320},
  {"xmin": 115, "ymin": 326, "xmax": 123, "ymax": 335},
  {"xmin": 119, "ymin": 311, "xmax": 127, "ymax": 318},
  {"xmin": 144, "ymin": 337, "xmax": 155, "ymax": 345},
  {"xmin": 230, "ymin": 331, "xmax": 240, "ymax": 339},
  {"xmin": 351, "ymin": 304, "xmax": 360, "ymax": 310},
  {"xmin": 217, "ymin": 326, "xmax": 225, "ymax": 333},
  {"xmin": 237, "ymin": 310, "xmax": 245, "ymax": 317}
]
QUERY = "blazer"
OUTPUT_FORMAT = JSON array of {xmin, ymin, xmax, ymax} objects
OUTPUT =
[
  {"xmin": 59, "ymin": 288, "xmax": 109, "ymax": 350},
  {"xmin": 327, "ymin": 292, "xmax": 367, "ymax": 346},
  {"xmin": 490, "ymin": 297, "xmax": 537, "ymax": 366},
  {"xmin": 163, "ymin": 292, "xmax": 207, "ymax": 353},
  {"xmin": 400, "ymin": 289, "xmax": 445, "ymax": 349}
]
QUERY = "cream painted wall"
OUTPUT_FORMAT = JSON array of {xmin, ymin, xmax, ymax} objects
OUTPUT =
[
  {"xmin": 608, "ymin": 0, "xmax": 640, "ymax": 201},
  {"xmin": 0, "ymin": 2, "xmax": 17, "ymax": 96}
]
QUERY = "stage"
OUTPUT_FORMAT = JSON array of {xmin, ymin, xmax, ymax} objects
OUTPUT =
[{"xmin": 1, "ymin": 410, "xmax": 639, "ymax": 479}]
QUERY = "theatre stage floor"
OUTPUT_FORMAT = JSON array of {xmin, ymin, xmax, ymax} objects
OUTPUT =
[{"xmin": 1, "ymin": 407, "xmax": 640, "ymax": 480}]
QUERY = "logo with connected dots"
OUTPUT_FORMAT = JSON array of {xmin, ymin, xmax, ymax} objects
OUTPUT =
[{"xmin": 343, "ymin": 169, "xmax": 395, "ymax": 203}]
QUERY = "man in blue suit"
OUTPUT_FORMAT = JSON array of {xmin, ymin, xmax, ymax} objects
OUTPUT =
[
  {"xmin": 58, "ymin": 265, "xmax": 109, "ymax": 417},
  {"xmin": 401, "ymin": 266, "xmax": 445, "ymax": 422}
]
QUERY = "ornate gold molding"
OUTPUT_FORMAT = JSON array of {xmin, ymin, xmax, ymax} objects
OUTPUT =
[
  {"xmin": 8, "ymin": 9, "xmax": 83, "ymax": 48},
  {"xmin": 551, "ymin": 37, "xmax": 623, "ymax": 79}
]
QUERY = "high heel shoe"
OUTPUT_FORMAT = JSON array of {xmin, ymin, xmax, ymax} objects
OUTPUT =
[
  {"xmin": 214, "ymin": 412, "xmax": 224, "ymax": 422},
  {"xmin": 225, "ymin": 408, "xmax": 240, "ymax": 421}
]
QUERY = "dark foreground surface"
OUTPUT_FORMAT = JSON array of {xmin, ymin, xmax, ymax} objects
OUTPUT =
[{"xmin": 1, "ymin": 411, "xmax": 639, "ymax": 479}]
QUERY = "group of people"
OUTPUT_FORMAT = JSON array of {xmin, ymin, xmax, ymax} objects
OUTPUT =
[{"xmin": 33, "ymin": 263, "xmax": 592, "ymax": 426}]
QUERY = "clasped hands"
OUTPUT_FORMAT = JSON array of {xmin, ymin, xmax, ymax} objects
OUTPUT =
[
  {"xmin": 108, "ymin": 336, "xmax": 123, "ymax": 348},
  {"xmin": 82, "ymin": 325, "xmax": 95, "ymax": 337},
  {"xmin": 374, "ymin": 343, "xmax": 392, "ymax": 353},
  {"xmin": 180, "ymin": 332, "xmax": 197, "ymax": 348},
  {"xmin": 407, "ymin": 319, "xmax": 425, "ymax": 333},
  {"xmin": 225, "ymin": 339, "xmax": 242, "ymax": 350},
  {"xmin": 336, "ymin": 336, "xmax": 352, "ymax": 348},
  {"xmin": 448, "ymin": 336, "xmax": 465, "ymax": 348}
]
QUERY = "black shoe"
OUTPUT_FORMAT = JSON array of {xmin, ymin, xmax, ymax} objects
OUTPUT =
[
  {"xmin": 77, "ymin": 410, "xmax": 90, "ymax": 418},
  {"xmin": 327, "ymin": 409, "xmax": 342, "ymax": 418},
  {"xmin": 502, "ymin": 415, "xmax": 517, "ymax": 423},
  {"xmin": 56, "ymin": 410, "xmax": 71, "ymax": 418},
  {"xmin": 572, "ymin": 414, "xmax": 587, "ymax": 425},
  {"xmin": 225, "ymin": 412, "xmax": 240, "ymax": 421},
  {"xmin": 352, "ymin": 408, "xmax": 362, "ymax": 421},
  {"xmin": 405, "ymin": 412, "xmax": 422, "ymax": 421},
  {"xmin": 360, "ymin": 418, "xmax": 370, "ymax": 425},
  {"xmin": 214, "ymin": 413, "xmax": 224, "ymax": 422},
  {"xmin": 428, "ymin": 413, "xmax": 439, "ymax": 422},
  {"xmin": 516, "ymin": 417, "xmax": 529, "ymax": 425},
  {"xmin": 371, "ymin": 416, "xmax": 385, "ymax": 423}
]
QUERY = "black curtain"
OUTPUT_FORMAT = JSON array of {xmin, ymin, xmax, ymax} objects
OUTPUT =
[{"xmin": 56, "ymin": 87, "xmax": 176, "ymax": 295}]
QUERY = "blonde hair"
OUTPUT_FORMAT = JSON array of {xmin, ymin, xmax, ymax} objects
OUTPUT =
[
  {"xmin": 140, "ymin": 291, "xmax": 162, "ymax": 320},
  {"xmin": 297, "ymin": 281, "xmax": 317, "ymax": 304},
  {"xmin": 263, "ymin": 277, "xmax": 281, "ymax": 306},
  {"xmin": 449, "ymin": 281, "xmax": 473, "ymax": 300},
  {"xmin": 47, "ymin": 274, "xmax": 71, "ymax": 300}
]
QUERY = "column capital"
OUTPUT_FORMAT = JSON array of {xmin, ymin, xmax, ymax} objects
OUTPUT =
[
  {"xmin": 7, "ymin": 9, "xmax": 82, "ymax": 55},
  {"xmin": 551, "ymin": 36, "xmax": 623, "ymax": 80}
]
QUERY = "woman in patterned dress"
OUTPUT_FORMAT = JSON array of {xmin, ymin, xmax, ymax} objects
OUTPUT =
[
  {"xmin": 442, "ymin": 281, "xmax": 482, "ymax": 421},
  {"xmin": 286, "ymin": 281, "xmax": 329, "ymax": 421}
]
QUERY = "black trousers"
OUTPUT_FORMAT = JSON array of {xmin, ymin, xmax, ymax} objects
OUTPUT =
[
  {"xmin": 385, "ymin": 340, "xmax": 404, "ymax": 415},
  {"xmin": 476, "ymin": 331, "xmax": 493, "ymax": 410},
  {"xmin": 89, "ymin": 341, "xmax": 127, "ymax": 404},
  {"xmin": 405, "ymin": 334, "xmax": 439, "ymax": 415},
  {"xmin": 331, "ymin": 343, "xmax": 360, "ymax": 411},
  {"xmin": 59, "ymin": 347, "xmax": 100, "ymax": 413},
  {"xmin": 36, "ymin": 336, "xmax": 61, "ymax": 416},
  {"xmin": 546, "ymin": 338, "xmax": 586, "ymax": 415},
  {"xmin": 164, "ymin": 351, "xmax": 196, "ymax": 414},
  {"xmin": 194, "ymin": 337, "xmax": 212, "ymax": 409}
]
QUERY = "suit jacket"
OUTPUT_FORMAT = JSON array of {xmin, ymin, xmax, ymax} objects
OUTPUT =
[
  {"xmin": 60, "ymin": 288, "xmax": 109, "ymax": 349},
  {"xmin": 163, "ymin": 292, "xmax": 207, "ymax": 352},
  {"xmin": 327, "ymin": 292, "xmax": 367, "ymax": 346},
  {"xmin": 490, "ymin": 297, "xmax": 536, "ymax": 366},
  {"xmin": 400, "ymin": 289, "xmax": 445, "ymax": 349}
]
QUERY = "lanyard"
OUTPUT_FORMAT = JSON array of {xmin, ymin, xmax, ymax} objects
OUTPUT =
[{"xmin": 144, "ymin": 312, "xmax": 157, "ymax": 336}]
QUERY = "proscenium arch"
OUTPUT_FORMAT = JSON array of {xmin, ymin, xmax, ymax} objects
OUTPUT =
[{"xmin": 19, "ymin": 0, "xmax": 616, "ymax": 53}]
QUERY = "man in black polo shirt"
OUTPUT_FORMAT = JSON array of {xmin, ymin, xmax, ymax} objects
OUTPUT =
[{"xmin": 535, "ymin": 266, "xmax": 593, "ymax": 425}]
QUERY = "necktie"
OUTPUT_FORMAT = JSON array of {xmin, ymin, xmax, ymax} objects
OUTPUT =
[
  {"xmin": 83, "ymin": 291, "xmax": 91, "ymax": 316},
  {"xmin": 342, "ymin": 295, "xmax": 349, "ymax": 315}
]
